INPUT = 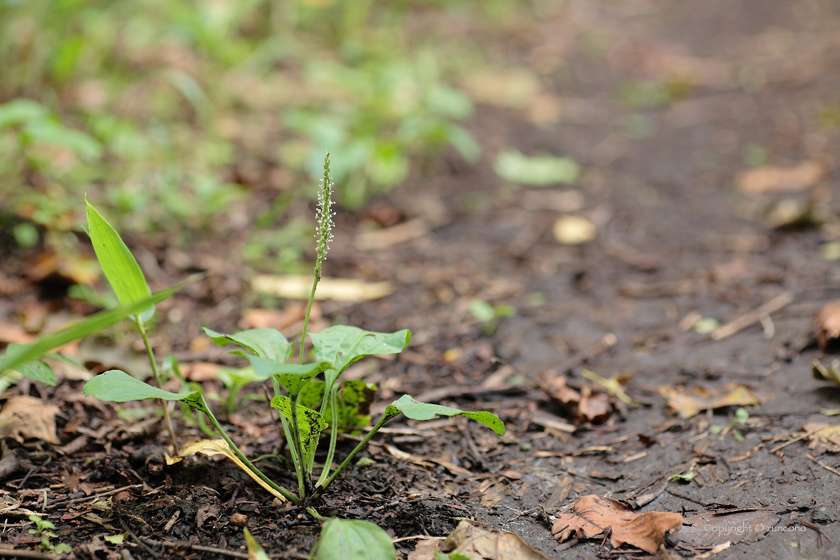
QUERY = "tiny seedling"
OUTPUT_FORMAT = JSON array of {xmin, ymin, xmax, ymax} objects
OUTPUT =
[
  {"xmin": 468, "ymin": 299, "xmax": 516, "ymax": 335},
  {"xmin": 710, "ymin": 408, "xmax": 749, "ymax": 441},
  {"xmin": 83, "ymin": 153, "xmax": 506, "ymax": 517},
  {"xmin": 28, "ymin": 514, "xmax": 72, "ymax": 554}
]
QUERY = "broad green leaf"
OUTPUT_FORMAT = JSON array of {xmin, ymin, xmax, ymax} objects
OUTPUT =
[
  {"xmin": 25, "ymin": 121, "xmax": 103, "ymax": 160},
  {"xmin": 493, "ymin": 150, "xmax": 580, "ymax": 186},
  {"xmin": 243, "ymin": 528, "xmax": 270, "ymax": 560},
  {"xmin": 16, "ymin": 360, "xmax": 57, "ymax": 386},
  {"xmin": 202, "ymin": 328, "xmax": 292, "ymax": 363},
  {"xmin": 270, "ymin": 396, "xmax": 327, "ymax": 465},
  {"xmin": 301, "ymin": 380, "xmax": 375, "ymax": 430},
  {"xmin": 310, "ymin": 326, "xmax": 410, "ymax": 388},
  {"xmin": 84, "ymin": 370, "xmax": 194, "ymax": 402},
  {"xmin": 0, "ymin": 280, "xmax": 192, "ymax": 376},
  {"xmin": 246, "ymin": 357, "xmax": 328, "ymax": 396},
  {"xmin": 311, "ymin": 518, "xmax": 396, "ymax": 560},
  {"xmin": 385, "ymin": 395, "xmax": 505, "ymax": 436},
  {"xmin": 86, "ymin": 201, "xmax": 153, "ymax": 323}
]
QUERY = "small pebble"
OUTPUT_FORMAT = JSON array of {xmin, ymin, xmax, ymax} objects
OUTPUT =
[{"xmin": 230, "ymin": 513, "xmax": 248, "ymax": 527}]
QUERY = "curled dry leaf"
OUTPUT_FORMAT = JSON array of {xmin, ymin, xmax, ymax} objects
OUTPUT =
[
  {"xmin": 814, "ymin": 300, "xmax": 840, "ymax": 351},
  {"xmin": 165, "ymin": 439, "xmax": 287, "ymax": 502},
  {"xmin": 802, "ymin": 422, "xmax": 840, "ymax": 454},
  {"xmin": 735, "ymin": 160, "xmax": 825, "ymax": 194},
  {"xmin": 539, "ymin": 374, "xmax": 613, "ymax": 423},
  {"xmin": 658, "ymin": 383, "xmax": 760, "ymax": 419},
  {"xmin": 552, "ymin": 495, "xmax": 682, "ymax": 554},
  {"xmin": 252, "ymin": 275, "xmax": 393, "ymax": 301},
  {"xmin": 408, "ymin": 520, "xmax": 548, "ymax": 560},
  {"xmin": 0, "ymin": 396, "xmax": 60, "ymax": 444}
]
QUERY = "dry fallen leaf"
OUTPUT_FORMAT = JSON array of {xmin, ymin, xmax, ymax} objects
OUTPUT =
[
  {"xmin": 408, "ymin": 520, "xmax": 548, "ymax": 560},
  {"xmin": 553, "ymin": 215, "xmax": 596, "ymax": 245},
  {"xmin": 552, "ymin": 495, "xmax": 682, "ymax": 554},
  {"xmin": 166, "ymin": 439, "xmax": 286, "ymax": 502},
  {"xmin": 658, "ymin": 383, "xmax": 761, "ymax": 419},
  {"xmin": 802, "ymin": 422, "xmax": 840, "ymax": 454},
  {"xmin": 814, "ymin": 301, "xmax": 840, "ymax": 351},
  {"xmin": 252, "ymin": 275, "xmax": 393, "ymax": 301},
  {"xmin": 0, "ymin": 396, "xmax": 60, "ymax": 444},
  {"xmin": 736, "ymin": 161, "xmax": 825, "ymax": 194},
  {"xmin": 539, "ymin": 374, "xmax": 613, "ymax": 423},
  {"xmin": 680, "ymin": 510, "xmax": 778, "ymax": 547}
]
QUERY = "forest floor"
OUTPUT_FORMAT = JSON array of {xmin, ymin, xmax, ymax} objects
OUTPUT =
[{"xmin": 3, "ymin": 1, "xmax": 840, "ymax": 559}]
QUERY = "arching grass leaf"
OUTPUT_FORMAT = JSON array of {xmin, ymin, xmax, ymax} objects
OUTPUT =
[
  {"xmin": 202, "ymin": 327, "xmax": 292, "ymax": 363},
  {"xmin": 0, "ymin": 280, "xmax": 193, "ymax": 376},
  {"xmin": 310, "ymin": 326, "xmax": 410, "ymax": 388},
  {"xmin": 86, "ymin": 200, "xmax": 154, "ymax": 323},
  {"xmin": 271, "ymin": 396, "xmax": 327, "ymax": 465},
  {"xmin": 311, "ymin": 518, "xmax": 396, "ymax": 560},
  {"xmin": 385, "ymin": 394, "xmax": 505, "ymax": 435}
]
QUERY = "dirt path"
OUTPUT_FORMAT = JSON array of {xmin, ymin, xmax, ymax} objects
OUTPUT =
[{"xmin": 3, "ymin": 1, "xmax": 840, "ymax": 559}]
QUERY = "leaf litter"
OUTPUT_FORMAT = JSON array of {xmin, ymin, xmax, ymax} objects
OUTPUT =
[{"xmin": 658, "ymin": 382, "xmax": 761, "ymax": 419}]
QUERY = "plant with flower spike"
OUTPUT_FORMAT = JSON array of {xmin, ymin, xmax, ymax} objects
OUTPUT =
[{"xmin": 83, "ymin": 152, "xmax": 506, "ymax": 517}]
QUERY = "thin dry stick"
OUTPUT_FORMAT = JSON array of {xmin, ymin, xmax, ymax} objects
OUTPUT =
[
  {"xmin": 710, "ymin": 291, "xmax": 794, "ymax": 341},
  {"xmin": 769, "ymin": 425, "xmax": 834, "ymax": 454},
  {"xmin": 807, "ymin": 453, "xmax": 840, "ymax": 477}
]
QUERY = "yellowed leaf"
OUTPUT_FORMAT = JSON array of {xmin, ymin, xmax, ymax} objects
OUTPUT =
[
  {"xmin": 803, "ymin": 422, "xmax": 840, "ymax": 453},
  {"xmin": 552, "ymin": 495, "xmax": 682, "ymax": 554},
  {"xmin": 659, "ymin": 383, "xmax": 760, "ymax": 419},
  {"xmin": 166, "ymin": 439, "xmax": 287, "ymax": 502},
  {"xmin": 0, "ymin": 396, "xmax": 60, "ymax": 444},
  {"xmin": 553, "ymin": 215, "xmax": 596, "ymax": 245},
  {"xmin": 252, "ymin": 275, "xmax": 393, "ymax": 301},
  {"xmin": 736, "ymin": 161, "xmax": 825, "ymax": 194}
]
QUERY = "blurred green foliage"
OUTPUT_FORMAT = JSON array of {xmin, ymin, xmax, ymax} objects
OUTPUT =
[{"xmin": 0, "ymin": 0, "xmax": 516, "ymax": 251}]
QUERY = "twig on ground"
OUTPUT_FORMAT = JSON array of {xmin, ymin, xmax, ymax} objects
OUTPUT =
[
  {"xmin": 807, "ymin": 454, "xmax": 840, "ymax": 477},
  {"xmin": 710, "ymin": 292, "xmax": 794, "ymax": 341}
]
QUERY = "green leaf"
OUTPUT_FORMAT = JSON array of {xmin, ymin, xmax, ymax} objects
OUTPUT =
[
  {"xmin": 311, "ymin": 518, "xmax": 396, "ymax": 560},
  {"xmin": 83, "ymin": 370, "xmax": 194, "ymax": 402},
  {"xmin": 17, "ymin": 360, "xmax": 57, "ymax": 386},
  {"xmin": 270, "ymin": 396, "xmax": 328, "ymax": 466},
  {"xmin": 310, "ymin": 326, "xmax": 410, "ymax": 389},
  {"xmin": 202, "ymin": 328, "xmax": 292, "ymax": 363},
  {"xmin": 243, "ymin": 528, "xmax": 270, "ymax": 560},
  {"xmin": 468, "ymin": 300, "xmax": 495, "ymax": 323},
  {"xmin": 0, "ymin": 280, "xmax": 193, "ymax": 376},
  {"xmin": 246, "ymin": 357, "xmax": 329, "ymax": 396},
  {"xmin": 24, "ymin": 120, "xmax": 103, "ymax": 160},
  {"xmin": 86, "ymin": 200, "xmax": 154, "ymax": 323},
  {"xmin": 104, "ymin": 533, "xmax": 126, "ymax": 545},
  {"xmin": 0, "ymin": 98, "xmax": 48, "ymax": 130},
  {"xmin": 493, "ymin": 150, "xmax": 580, "ymax": 186},
  {"xmin": 385, "ymin": 395, "xmax": 505, "ymax": 435}
]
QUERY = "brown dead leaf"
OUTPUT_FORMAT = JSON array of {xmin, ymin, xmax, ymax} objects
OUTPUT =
[
  {"xmin": 552, "ymin": 495, "xmax": 682, "ymax": 554},
  {"xmin": 539, "ymin": 374, "xmax": 614, "ymax": 423},
  {"xmin": 408, "ymin": 520, "xmax": 548, "ymax": 560},
  {"xmin": 658, "ymin": 383, "xmax": 760, "ymax": 419},
  {"xmin": 679, "ymin": 509, "xmax": 778, "ymax": 546},
  {"xmin": 480, "ymin": 482, "xmax": 507, "ymax": 508},
  {"xmin": 736, "ymin": 161, "xmax": 825, "ymax": 194},
  {"xmin": 814, "ymin": 301, "xmax": 840, "ymax": 351},
  {"xmin": 0, "ymin": 396, "xmax": 60, "ymax": 444},
  {"xmin": 239, "ymin": 304, "xmax": 308, "ymax": 331}
]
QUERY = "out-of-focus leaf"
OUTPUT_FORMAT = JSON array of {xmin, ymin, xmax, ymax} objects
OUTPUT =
[
  {"xmin": 84, "ymin": 370, "xmax": 194, "ymax": 402},
  {"xmin": 493, "ymin": 150, "xmax": 579, "ymax": 186},
  {"xmin": 202, "ymin": 327, "xmax": 292, "ymax": 363},
  {"xmin": 0, "ymin": 98, "xmax": 49, "ymax": 130},
  {"xmin": 311, "ymin": 518, "xmax": 396, "ymax": 560}
]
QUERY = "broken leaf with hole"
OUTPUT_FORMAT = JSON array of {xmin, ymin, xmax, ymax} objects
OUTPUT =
[
  {"xmin": 408, "ymin": 520, "xmax": 548, "ymax": 560},
  {"xmin": 658, "ymin": 383, "xmax": 760, "ymax": 419},
  {"xmin": 552, "ymin": 495, "xmax": 682, "ymax": 554}
]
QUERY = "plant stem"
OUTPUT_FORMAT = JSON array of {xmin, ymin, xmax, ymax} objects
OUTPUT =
[
  {"xmin": 281, "ymin": 411, "xmax": 306, "ymax": 499},
  {"xmin": 197, "ymin": 394, "xmax": 300, "ymax": 505},
  {"xmin": 298, "ymin": 274, "xmax": 320, "ymax": 366},
  {"xmin": 315, "ymin": 389, "xmax": 339, "ymax": 488},
  {"xmin": 311, "ymin": 412, "xmax": 398, "ymax": 501},
  {"xmin": 306, "ymin": 507, "xmax": 327, "ymax": 521},
  {"xmin": 137, "ymin": 319, "xmax": 179, "ymax": 456}
]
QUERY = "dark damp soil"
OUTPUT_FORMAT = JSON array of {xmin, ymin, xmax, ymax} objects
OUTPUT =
[{"xmin": 3, "ymin": 1, "xmax": 840, "ymax": 559}]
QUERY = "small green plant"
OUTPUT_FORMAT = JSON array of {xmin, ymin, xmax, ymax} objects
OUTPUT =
[
  {"xmin": 710, "ymin": 408, "xmax": 750, "ymax": 441},
  {"xmin": 468, "ymin": 299, "xmax": 517, "ymax": 335},
  {"xmin": 83, "ymin": 153, "xmax": 505, "ymax": 515},
  {"xmin": 28, "ymin": 514, "xmax": 72, "ymax": 554}
]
